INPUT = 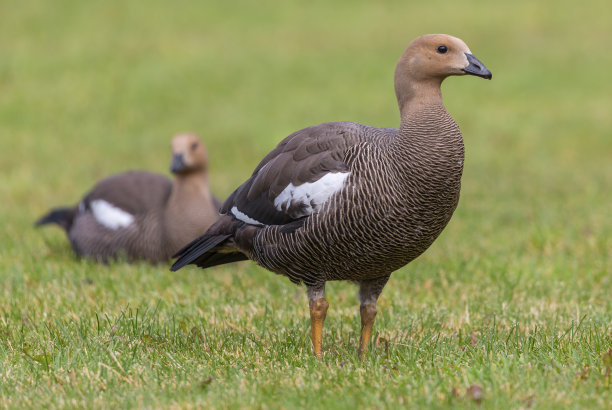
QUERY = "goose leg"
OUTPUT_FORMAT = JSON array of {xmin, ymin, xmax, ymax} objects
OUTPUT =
[
  {"xmin": 307, "ymin": 284, "xmax": 328, "ymax": 358},
  {"xmin": 358, "ymin": 276, "xmax": 390, "ymax": 358}
]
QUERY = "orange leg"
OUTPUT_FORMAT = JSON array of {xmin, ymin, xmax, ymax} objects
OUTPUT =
[
  {"xmin": 309, "ymin": 298, "xmax": 329, "ymax": 358},
  {"xmin": 358, "ymin": 303, "xmax": 377, "ymax": 358},
  {"xmin": 357, "ymin": 276, "xmax": 389, "ymax": 358}
]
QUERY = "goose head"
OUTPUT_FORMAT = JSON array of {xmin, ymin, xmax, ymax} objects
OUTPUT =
[
  {"xmin": 394, "ymin": 34, "xmax": 492, "ymax": 111},
  {"xmin": 170, "ymin": 134, "xmax": 209, "ymax": 174}
]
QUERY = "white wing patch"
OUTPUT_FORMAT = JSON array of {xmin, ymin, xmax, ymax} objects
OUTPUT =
[
  {"xmin": 231, "ymin": 206, "xmax": 264, "ymax": 226},
  {"xmin": 274, "ymin": 172, "xmax": 350, "ymax": 218},
  {"xmin": 90, "ymin": 199, "xmax": 135, "ymax": 230}
]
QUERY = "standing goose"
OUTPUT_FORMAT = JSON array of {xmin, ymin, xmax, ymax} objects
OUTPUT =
[
  {"xmin": 36, "ymin": 134, "xmax": 221, "ymax": 263},
  {"xmin": 172, "ymin": 34, "xmax": 492, "ymax": 357}
]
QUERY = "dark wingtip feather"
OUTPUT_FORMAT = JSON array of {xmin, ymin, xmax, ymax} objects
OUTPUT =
[
  {"xmin": 170, "ymin": 256, "xmax": 193, "ymax": 272},
  {"xmin": 195, "ymin": 252, "xmax": 248, "ymax": 269},
  {"xmin": 35, "ymin": 207, "xmax": 75, "ymax": 231},
  {"xmin": 171, "ymin": 235, "xmax": 201, "ymax": 259},
  {"xmin": 170, "ymin": 234, "xmax": 231, "ymax": 271}
]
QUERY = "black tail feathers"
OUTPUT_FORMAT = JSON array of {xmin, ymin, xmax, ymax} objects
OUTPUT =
[
  {"xmin": 171, "ymin": 214, "xmax": 252, "ymax": 272},
  {"xmin": 35, "ymin": 207, "xmax": 76, "ymax": 231},
  {"xmin": 170, "ymin": 234, "xmax": 232, "ymax": 271}
]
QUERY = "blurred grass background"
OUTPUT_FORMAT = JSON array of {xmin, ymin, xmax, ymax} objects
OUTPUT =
[{"xmin": 0, "ymin": 0, "xmax": 611, "ymax": 408}]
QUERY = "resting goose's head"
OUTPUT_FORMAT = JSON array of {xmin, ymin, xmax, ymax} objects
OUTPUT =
[{"xmin": 170, "ymin": 133, "xmax": 208, "ymax": 174}]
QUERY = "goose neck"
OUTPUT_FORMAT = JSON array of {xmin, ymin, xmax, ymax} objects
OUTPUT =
[{"xmin": 170, "ymin": 171, "xmax": 209, "ymax": 202}]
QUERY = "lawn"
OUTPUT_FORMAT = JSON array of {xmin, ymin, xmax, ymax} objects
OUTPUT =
[{"xmin": 1, "ymin": 0, "xmax": 611, "ymax": 408}]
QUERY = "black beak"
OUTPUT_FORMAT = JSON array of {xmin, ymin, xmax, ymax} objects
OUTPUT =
[
  {"xmin": 463, "ymin": 53, "xmax": 492, "ymax": 79},
  {"xmin": 170, "ymin": 153, "xmax": 187, "ymax": 173}
]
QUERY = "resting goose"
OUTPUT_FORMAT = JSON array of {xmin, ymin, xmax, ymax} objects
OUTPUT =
[
  {"xmin": 36, "ymin": 134, "xmax": 221, "ymax": 263},
  {"xmin": 171, "ymin": 34, "xmax": 492, "ymax": 357}
]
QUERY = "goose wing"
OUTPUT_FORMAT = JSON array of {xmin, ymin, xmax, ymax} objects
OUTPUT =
[
  {"xmin": 83, "ymin": 171, "xmax": 172, "ymax": 215},
  {"xmin": 221, "ymin": 122, "xmax": 366, "ymax": 227}
]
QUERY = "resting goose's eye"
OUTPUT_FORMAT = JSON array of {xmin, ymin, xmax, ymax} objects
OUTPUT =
[
  {"xmin": 191, "ymin": 142, "xmax": 198, "ymax": 151},
  {"xmin": 437, "ymin": 45, "xmax": 448, "ymax": 54}
]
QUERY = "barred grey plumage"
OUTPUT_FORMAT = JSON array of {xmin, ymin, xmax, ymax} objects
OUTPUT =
[
  {"xmin": 171, "ymin": 34, "xmax": 492, "ymax": 357},
  {"xmin": 36, "ymin": 134, "xmax": 221, "ymax": 263},
  {"xmin": 254, "ymin": 108, "xmax": 463, "ymax": 286}
]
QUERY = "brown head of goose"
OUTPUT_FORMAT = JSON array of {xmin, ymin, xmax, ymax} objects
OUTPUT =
[
  {"xmin": 171, "ymin": 34, "xmax": 492, "ymax": 357},
  {"xmin": 36, "ymin": 134, "xmax": 221, "ymax": 263}
]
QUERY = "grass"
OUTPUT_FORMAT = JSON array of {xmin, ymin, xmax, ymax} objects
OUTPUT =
[{"xmin": 1, "ymin": 0, "xmax": 611, "ymax": 408}]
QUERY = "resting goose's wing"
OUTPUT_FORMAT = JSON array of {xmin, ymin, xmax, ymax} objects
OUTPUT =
[
  {"xmin": 82, "ymin": 171, "xmax": 172, "ymax": 216},
  {"xmin": 221, "ymin": 122, "xmax": 367, "ymax": 227}
]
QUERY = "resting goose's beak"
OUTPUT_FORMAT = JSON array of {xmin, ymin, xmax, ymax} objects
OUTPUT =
[
  {"xmin": 170, "ymin": 153, "xmax": 187, "ymax": 173},
  {"xmin": 463, "ymin": 53, "xmax": 492, "ymax": 79}
]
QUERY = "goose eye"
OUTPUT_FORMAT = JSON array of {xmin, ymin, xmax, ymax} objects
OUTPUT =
[
  {"xmin": 437, "ymin": 45, "xmax": 448, "ymax": 54},
  {"xmin": 190, "ymin": 142, "xmax": 198, "ymax": 151}
]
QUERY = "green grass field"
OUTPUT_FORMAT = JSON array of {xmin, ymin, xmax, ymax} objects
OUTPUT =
[{"xmin": 1, "ymin": 0, "xmax": 611, "ymax": 408}]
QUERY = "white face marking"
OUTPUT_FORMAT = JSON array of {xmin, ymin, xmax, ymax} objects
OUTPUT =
[
  {"xmin": 462, "ymin": 53, "xmax": 470, "ymax": 68},
  {"xmin": 90, "ymin": 199, "xmax": 134, "ymax": 230},
  {"xmin": 274, "ymin": 172, "xmax": 351, "ymax": 218},
  {"xmin": 231, "ymin": 206, "xmax": 264, "ymax": 226},
  {"xmin": 452, "ymin": 37, "xmax": 471, "ymax": 68}
]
